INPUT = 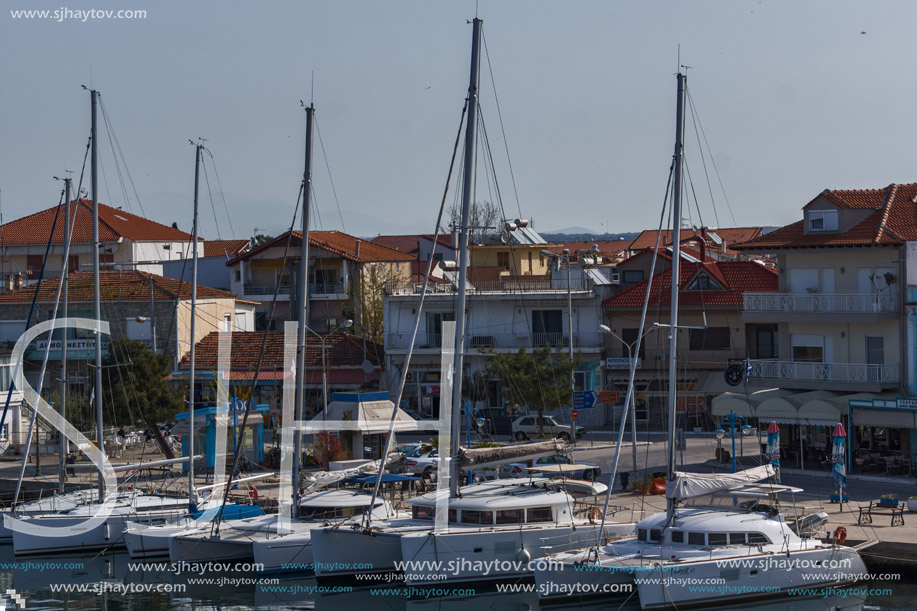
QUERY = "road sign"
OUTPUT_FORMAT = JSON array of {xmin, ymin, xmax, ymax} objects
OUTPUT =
[
  {"xmin": 599, "ymin": 390, "xmax": 620, "ymax": 403},
  {"xmin": 572, "ymin": 390, "xmax": 598, "ymax": 409},
  {"xmin": 572, "ymin": 409, "xmax": 579, "ymax": 419}
]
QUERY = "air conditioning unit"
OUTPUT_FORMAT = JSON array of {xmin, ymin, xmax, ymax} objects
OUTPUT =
[
  {"xmin": 405, "ymin": 372, "xmax": 415, "ymax": 383},
  {"xmin": 610, "ymin": 269, "xmax": 621, "ymax": 285}
]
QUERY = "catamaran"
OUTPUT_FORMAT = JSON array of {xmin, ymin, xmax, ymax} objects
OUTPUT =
[{"xmin": 533, "ymin": 70, "xmax": 871, "ymax": 610}]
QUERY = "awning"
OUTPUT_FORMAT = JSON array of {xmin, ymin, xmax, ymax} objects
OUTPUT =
[
  {"xmin": 714, "ymin": 389, "xmax": 882, "ymax": 426},
  {"xmin": 712, "ymin": 388, "xmax": 793, "ymax": 419}
]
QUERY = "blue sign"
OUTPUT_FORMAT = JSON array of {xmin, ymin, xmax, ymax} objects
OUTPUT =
[{"xmin": 572, "ymin": 390, "xmax": 598, "ymax": 409}]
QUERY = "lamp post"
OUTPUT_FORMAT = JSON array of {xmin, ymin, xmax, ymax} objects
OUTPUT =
[
  {"xmin": 305, "ymin": 319, "xmax": 354, "ymax": 415},
  {"xmin": 715, "ymin": 409, "xmax": 753, "ymax": 473},
  {"xmin": 540, "ymin": 248, "xmax": 576, "ymax": 445},
  {"xmin": 598, "ymin": 324, "xmax": 658, "ymax": 488}
]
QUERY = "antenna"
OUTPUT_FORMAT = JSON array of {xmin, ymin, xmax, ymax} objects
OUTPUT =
[{"xmin": 311, "ymin": 71, "xmax": 315, "ymax": 105}]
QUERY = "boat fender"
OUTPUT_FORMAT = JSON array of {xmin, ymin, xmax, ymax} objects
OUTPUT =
[
  {"xmin": 248, "ymin": 486, "xmax": 259, "ymax": 501},
  {"xmin": 104, "ymin": 522, "xmax": 110, "ymax": 540},
  {"xmin": 833, "ymin": 526, "xmax": 847, "ymax": 545},
  {"xmin": 516, "ymin": 547, "xmax": 531, "ymax": 563}
]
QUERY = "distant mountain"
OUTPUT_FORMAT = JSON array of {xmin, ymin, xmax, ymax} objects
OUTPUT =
[
  {"xmin": 547, "ymin": 226, "xmax": 594, "ymax": 234},
  {"xmin": 541, "ymin": 231, "xmax": 640, "ymax": 244}
]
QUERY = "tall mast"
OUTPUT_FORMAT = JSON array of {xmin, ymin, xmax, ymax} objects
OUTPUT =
[
  {"xmin": 449, "ymin": 17, "xmax": 482, "ymax": 499},
  {"xmin": 292, "ymin": 104, "xmax": 314, "ymax": 515},
  {"xmin": 188, "ymin": 144, "xmax": 202, "ymax": 497},
  {"xmin": 666, "ymin": 72, "xmax": 687, "ymax": 522},
  {"xmin": 59, "ymin": 177, "xmax": 71, "ymax": 493},
  {"xmin": 91, "ymin": 89, "xmax": 104, "ymax": 496}
]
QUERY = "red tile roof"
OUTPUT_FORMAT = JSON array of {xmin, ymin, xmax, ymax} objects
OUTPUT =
[
  {"xmin": 602, "ymin": 260, "xmax": 777, "ymax": 308},
  {"xmin": 204, "ymin": 239, "xmax": 250, "ymax": 258},
  {"xmin": 0, "ymin": 199, "xmax": 193, "ymax": 245},
  {"xmin": 228, "ymin": 230, "xmax": 414, "ymax": 265},
  {"xmin": 735, "ymin": 183, "xmax": 917, "ymax": 250},
  {"xmin": 627, "ymin": 227, "xmax": 763, "ymax": 254},
  {"xmin": 370, "ymin": 234, "xmax": 455, "ymax": 255},
  {"xmin": 0, "ymin": 271, "xmax": 236, "ymax": 303},
  {"xmin": 176, "ymin": 330, "xmax": 384, "ymax": 374},
  {"xmin": 542, "ymin": 241, "xmax": 628, "ymax": 259}
]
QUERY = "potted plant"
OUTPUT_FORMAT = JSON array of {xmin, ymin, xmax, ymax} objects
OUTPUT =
[
  {"xmin": 879, "ymin": 493, "xmax": 899, "ymax": 507},
  {"xmin": 907, "ymin": 496, "xmax": 917, "ymax": 512}
]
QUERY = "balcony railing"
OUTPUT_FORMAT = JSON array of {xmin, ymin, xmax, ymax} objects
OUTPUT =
[
  {"xmin": 386, "ymin": 331, "xmax": 603, "ymax": 351},
  {"xmin": 744, "ymin": 292, "xmax": 897, "ymax": 314},
  {"xmin": 386, "ymin": 277, "xmax": 593, "ymax": 296},
  {"xmin": 749, "ymin": 359, "xmax": 899, "ymax": 384},
  {"xmin": 243, "ymin": 282, "xmax": 344, "ymax": 296}
]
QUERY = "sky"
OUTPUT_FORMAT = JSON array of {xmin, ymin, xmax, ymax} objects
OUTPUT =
[{"xmin": 2, "ymin": 0, "xmax": 916, "ymax": 243}]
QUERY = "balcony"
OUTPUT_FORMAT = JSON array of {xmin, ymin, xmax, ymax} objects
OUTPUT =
[
  {"xmin": 749, "ymin": 359, "xmax": 900, "ymax": 391},
  {"xmin": 743, "ymin": 292, "xmax": 897, "ymax": 322},
  {"xmin": 385, "ymin": 331, "xmax": 603, "ymax": 352},
  {"xmin": 385, "ymin": 277, "xmax": 593, "ymax": 296},
  {"xmin": 242, "ymin": 282, "xmax": 345, "ymax": 299}
]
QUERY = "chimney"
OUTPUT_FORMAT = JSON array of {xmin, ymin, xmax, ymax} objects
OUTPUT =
[
  {"xmin": 354, "ymin": 239, "xmax": 361, "ymax": 258},
  {"xmin": 695, "ymin": 235, "xmax": 706, "ymax": 262}
]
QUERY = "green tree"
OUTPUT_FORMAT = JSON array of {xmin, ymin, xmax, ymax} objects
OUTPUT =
[
  {"xmin": 251, "ymin": 233, "xmax": 274, "ymax": 246},
  {"xmin": 484, "ymin": 345, "xmax": 578, "ymax": 437},
  {"xmin": 343, "ymin": 262, "xmax": 406, "ymax": 344},
  {"xmin": 102, "ymin": 338, "xmax": 184, "ymax": 456}
]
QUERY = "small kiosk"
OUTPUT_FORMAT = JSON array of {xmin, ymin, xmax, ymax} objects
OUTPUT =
[{"xmin": 173, "ymin": 400, "xmax": 268, "ymax": 471}]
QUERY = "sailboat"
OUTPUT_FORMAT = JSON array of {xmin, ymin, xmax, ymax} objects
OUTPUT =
[
  {"xmin": 533, "ymin": 71, "xmax": 870, "ymax": 609},
  {"xmin": 310, "ymin": 18, "xmax": 633, "ymax": 586}
]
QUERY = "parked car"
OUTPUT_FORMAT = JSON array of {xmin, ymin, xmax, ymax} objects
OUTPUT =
[
  {"xmin": 511, "ymin": 415, "xmax": 585, "ymax": 441},
  {"xmin": 401, "ymin": 446, "xmax": 441, "ymax": 477},
  {"xmin": 506, "ymin": 454, "xmax": 601, "ymax": 481}
]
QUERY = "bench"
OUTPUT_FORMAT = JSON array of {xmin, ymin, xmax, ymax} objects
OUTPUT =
[{"xmin": 857, "ymin": 501, "xmax": 904, "ymax": 527}]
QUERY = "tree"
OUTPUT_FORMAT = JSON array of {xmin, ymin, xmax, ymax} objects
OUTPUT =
[
  {"xmin": 102, "ymin": 338, "xmax": 184, "ymax": 456},
  {"xmin": 343, "ymin": 262, "xmax": 406, "ymax": 344},
  {"xmin": 484, "ymin": 345, "xmax": 578, "ymax": 437},
  {"xmin": 447, "ymin": 200, "xmax": 500, "ymax": 244},
  {"xmin": 251, "ymin": 233, "xmax": 274, "ymax": 246}
]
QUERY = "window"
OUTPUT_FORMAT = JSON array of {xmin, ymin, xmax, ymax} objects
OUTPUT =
[
  {"xmin": 754, "ymin": 325, "xmax": 777, "ymax": 359},
  {"xmin": 793, "ymin": 345, "xmax": 823, "ymax": 363},
  {"xmin": 747, "ymin": 532, "xmax": 770, "ymax": 544},
  {"xmin": 688, "ymin": 532, "xmax": 705, "ymax": 545},
  {"xmin": 526, "ymin": 507, "xmax": 553, "ymax": 523},
  {"xmin": 637, "ymin": 528, "xmax": 647, "ymax": 542},
  {"xmin": 497, "ymin": 251, "xmax": 509, "ymax": 269},
  {"xmin": 67, "ymin": 255, "xmax": 80, "ymax": 273},
  {"xmin": 689, "ymin": 327, "xmax": 731, "ymax": 351},
  {"xmin": 622, "ymin": 270, "xmax": 644, "ymax": 284},
  {"xmin": 310, "ymin": 268, "xmax": 338, "ymax": 293},
  {"xmin": 413, "ymin": 506, "xmax": 435, "ymax": 520},
  {"xmin": 100, "ymin": 253, "xmax": 114, "ymax": 270},
  {"xmin": 670, "ymin": 531, "xmax": 684, "ymax": 543},
  {"xmin": 223, "ymin": 313, "xmax": 232, "ymax": 333},
  {"xmin": 426, "ymin": 312, "xmax": 455, "ymax": 347},
  {"xmin": 808, "ymin": 210, "xmax": 838, "ymax": 232},
  {"xmin": 496, "ymin": 509, "xmax": 524, "ymax": 524},
  {"xmin": 621, "ymin": 328, "xmax": 647, "ymax": 359},
  {"xmin": 26, "ymin": 255, "xmax": 43, "ymax": 280},
  {"xmin": 708, "ymin": 533, "xmax": 727, "ymax": 545},
  {"xmin": 649, "ymin": 529, "xmax": 662, "ymax": 542},
  {"xmin": 234, "ymin": 268, "xmax": 241, "ymax": 282},
  {"xmin": 460, "ymin": 510, "xmax": 494, "ymax": 525},
  {"xmin": 687, "ymin": 273, "xmax": 723, "ymax": 291},
  {"xmin": 532, "ymin": 310, "xmax": 563, "ymax": 346},
  {"xmin": 573, "ymin": 371, "xmax": 588, "ymax": 392},
  {"xmin": 728, "ymin": 533, "xmax": 746, "ymax": 545}
]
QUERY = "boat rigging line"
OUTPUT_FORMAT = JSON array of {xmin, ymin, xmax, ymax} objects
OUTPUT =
[{"xmin": 313, "ymin": 116, "xmax": 346, "ymax": 233}]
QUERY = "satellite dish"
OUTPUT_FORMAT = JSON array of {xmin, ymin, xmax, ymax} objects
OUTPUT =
[
  {"xmin": 362, "ymin": 359, "xmax": 374, "ymax": 375},
  {"xmin": 500, "ymin": 234, "xmax": 509, "ymax": 244}
]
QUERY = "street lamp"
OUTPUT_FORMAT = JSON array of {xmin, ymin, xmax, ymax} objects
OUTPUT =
[
  {"xmin": 305, "ymin": 319, "xmax": 354, "ymax": 415},
  {"xmin": 540, "ymin": 248, "xmax": 577, "ymax": 445},
  {"xmin": 598, "ymin": 324, "xmax": 659, "ymax": 488},
  {"xmin": 715, "ymin": 410, "xmax": 754, "ymax": 473}
]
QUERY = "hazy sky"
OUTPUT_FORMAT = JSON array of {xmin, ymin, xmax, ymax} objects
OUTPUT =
[{"xmin": 2, "ymin": 1, "xmax": 916, "ymax": 242}]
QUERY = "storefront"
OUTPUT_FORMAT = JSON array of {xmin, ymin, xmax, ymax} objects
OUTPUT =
[{"xmin": 848, "ymin": 397, "xmax": 917, "ymax": 475}]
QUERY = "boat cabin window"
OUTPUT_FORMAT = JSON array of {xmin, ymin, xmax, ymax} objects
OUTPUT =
[
  {"xmin": 670, "ymin": 531, "xmax": 684, "ymax": 543},
  {"xmin": 526, "ymin": 507, "xmax": 553, "ymax": 523},
  {"xmin": 301, "ymin": 505, "xmax": 368, "ymax": 520},
  {"xmin": 496, "ymin": 509, "xmax": 524, "ymax": 525},
  {"xmin": 688, "ymin": 532, "xmax": 705, "ymax": 545},
  {"xmin": 638, "ymin": 528, "xmax": 647, "ymax": 542},
  {"xmin": 728, "ymin": 533, "xmax": 746, "ymax": 545},
  {"xmin": 747, "ymin": 532, "xmax": 770, "ymax": 544},
  {"xmin": 412, "ymin": 506, "xmax": 457, "ymax": 522},
  {"xmin": 460, "ymin": 509, "xmax": 494, "ymax": 525},
  {"xmin": 649, "ymin": 529, "xmax": 662, "ymax": 542},
  {"xmin": 708, "ymin": 533, "xmax": 727, "ymax": 546}
]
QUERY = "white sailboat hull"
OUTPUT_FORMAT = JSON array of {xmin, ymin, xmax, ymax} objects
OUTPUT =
[
  {"xmin": 634, "ymin": 546, "xmax": 866, "ymax": 610},
  {"xmin": 312, "ymin": 525, "xmax": 422, "ymax": 580},
  {"xmin": 400, "ymin": 521, "xmax": 634, "ymax": 585}
]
